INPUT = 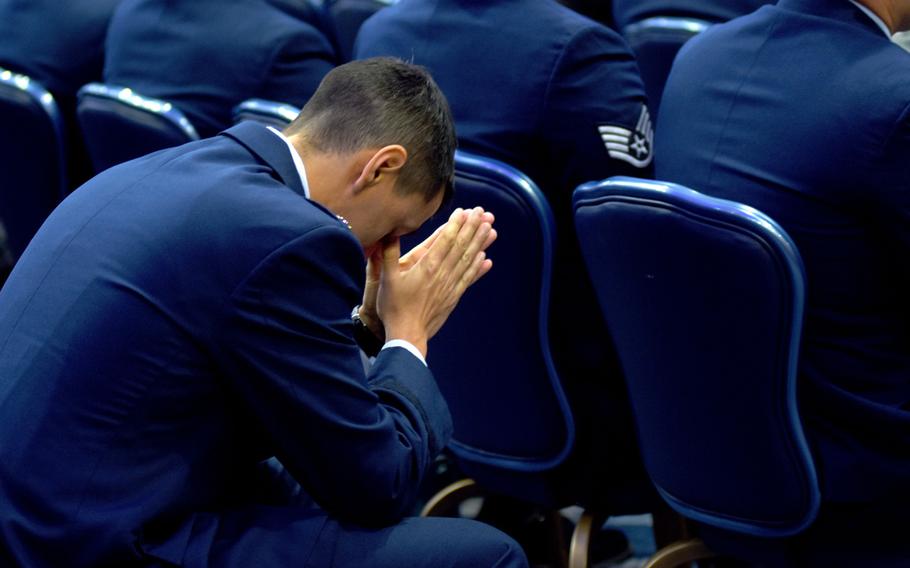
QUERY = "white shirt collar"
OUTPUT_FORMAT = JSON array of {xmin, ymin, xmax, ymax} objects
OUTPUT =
[
  {"xmin": 848, "ymin": 0, "xmax": 892, "ymax": 37},
  {"xmin": 267, "ymin": 126, "xmax": 310, "ymax": 198}
]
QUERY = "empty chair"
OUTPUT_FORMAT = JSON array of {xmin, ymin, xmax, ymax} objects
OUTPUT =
[
  {"xmin": 232, "ymin": 98, "xmax": 300, "ymax": 129},
  {"xmin": 0, "ymin": 67, "xmax": 67, "ymax": 257},
  {"xmin": 574, "ymin": 177, "xmax": 820, "ymax": 567},
  {"xmin": 76, "ymin": 83, "xmax": 199, "ymax": 174},
  {"xmin": 621, "ymin": 17, "xmax": 711, "ymax": 121}
]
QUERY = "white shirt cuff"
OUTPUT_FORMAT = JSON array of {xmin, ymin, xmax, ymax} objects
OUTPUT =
[{"xmin": 382, "ymin": 339, "xmax": 427, "ymax": 366}]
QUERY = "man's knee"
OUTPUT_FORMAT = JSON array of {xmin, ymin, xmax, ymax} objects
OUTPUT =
[{"xmin": 452, "ymin": 519, "xmax": 529, "ymax": 568}]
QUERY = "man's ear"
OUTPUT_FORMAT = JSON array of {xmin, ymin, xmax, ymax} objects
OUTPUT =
[{"xmin": 354, "ymin": 145, "xmax": 408, "ymax": 192}]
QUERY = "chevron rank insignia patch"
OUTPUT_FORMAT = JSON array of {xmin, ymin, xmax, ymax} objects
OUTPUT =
[{"xmin": 598, "ymin": 105, "xmax": 654, "ymax": 168}]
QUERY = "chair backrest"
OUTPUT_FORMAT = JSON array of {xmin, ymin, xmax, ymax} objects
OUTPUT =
[
  {"xmin": 573, "ymin": 177, "xmax": 820, "ymax": 537},
  {"xmin": 76, "ymin": 83, "xmax": 199, "ymax": 174},
  {"xmin": 329, "ymin": 0, "xmax": 398, "ymax": 61},
  {"xmin": 622, "ymin": 17, "xmax": 711, "ymax": 121},
  {"xmin": 232, "ymin": 98, "xmax": 300, "ymax": 129},
  {"xmin": 0, "ymin": 67, "xmax": 67, "ymax": 257},
  {"xmin": 402, "ymin": 151, "xmax": 574, "ymax": 488}
]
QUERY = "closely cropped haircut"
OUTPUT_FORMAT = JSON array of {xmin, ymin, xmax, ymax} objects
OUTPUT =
[{"xmin": 286, "ymin": 57, "xmax": 456, "ymax": 204}]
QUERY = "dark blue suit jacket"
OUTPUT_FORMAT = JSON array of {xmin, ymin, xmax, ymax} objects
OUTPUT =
[
  {"xmin": 656, "ymin": 0, "xmax": 910, "ymax": 504},
  {"xmin": 0, "ymin": 0, "xmax": 121, "ymax": 99},
  {"xmin": 0, "ymin": 122, "xmax": 452, "ymax": 567},
  {"xmin": 104, "ymin": 0, "xmax": 339, "ymax": 138},
  {"xmin": 355, "ymin": 0, "xmax": 654, "ymax": 492},
  {"xmin": 613, "ymin": 0, "xmax": 773, "ymax": 29}
]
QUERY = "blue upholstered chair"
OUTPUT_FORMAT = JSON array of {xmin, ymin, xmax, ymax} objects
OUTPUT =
[
  {"xmin": 573, "ymin": 177, "xmax": 820, "ymax": 567},
  {"xmin": 621, "ymin": 17, "xmax": 711, "ymax": 122},
  {"xmin": 0, "ymin": 67, "xmax": 67, "ymax": 258},
  {"xmin": 76, "ymin": 83, "xmax": 199, "ymax": 174},
  {"xmin": 232, "ymin": 98, "xmax": 300, "ymax": 129},
  {"xmin": 405, "ymin": 151, "xmax": 585, "ymax": 559}
]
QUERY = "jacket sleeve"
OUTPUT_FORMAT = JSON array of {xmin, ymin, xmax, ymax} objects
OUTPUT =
[
  {"xmin": 258, "ymin": 19, "xmax": 338, "ymax": 108},
  {"xmin": 539, "ymin": 24, "xmax": 655, "ymax": 198},
  {"xmin": 218, "ymin": 224, "xmax": 452, "ymax": 526}
]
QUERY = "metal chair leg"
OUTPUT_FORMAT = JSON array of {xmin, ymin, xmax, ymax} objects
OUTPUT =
[
  {"xmin": 643, "ymin": 538, "xmax": 716, "ymax": 568},
  {"xmin": 420, "ymin": 478, "xmax": 481, "ymax": 517},
  {"xmin": 568, "ymin": 510, "xmax": 598, "ymax": 568}
]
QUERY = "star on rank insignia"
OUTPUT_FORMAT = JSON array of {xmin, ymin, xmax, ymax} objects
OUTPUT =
[{"xmin": 598, "ymin": 105, "xmax": 654, "ymax": 168}]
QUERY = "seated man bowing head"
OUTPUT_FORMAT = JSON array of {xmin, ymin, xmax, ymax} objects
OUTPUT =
[{"xmin": 0, "ymin": 57, "xmax": 528, "ymax": 568}]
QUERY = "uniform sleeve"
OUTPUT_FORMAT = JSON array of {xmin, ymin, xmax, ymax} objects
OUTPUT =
[
  {"xmin": 259, "ymin": 22, "xmax": 338, "ymax": 108},
  {"xmin": 540, "ymin": 24, "xmax": 655, "ymax": 196},
  {"xmin": 219, "ymin": 224, "xmax": 452, "ymax": 526}
]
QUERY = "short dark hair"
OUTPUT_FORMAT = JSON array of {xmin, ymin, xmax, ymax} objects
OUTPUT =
[{"xmin": 287, "ymin": 57, "xmax": 456, "ymax": 204}]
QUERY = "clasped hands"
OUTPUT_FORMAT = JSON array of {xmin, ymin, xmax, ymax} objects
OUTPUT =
[{"xmin": 359, "ymin": 207, "xmax": 497, "ymax": 358}]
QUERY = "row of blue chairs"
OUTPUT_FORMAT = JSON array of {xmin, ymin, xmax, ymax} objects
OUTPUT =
[
  {"xmin": 414, "ymin": 156, "xmax": 815, "ymax": 567},
  {"xmin": 0, "ymin": 69, "xmax": 303, "ymax": 259}
]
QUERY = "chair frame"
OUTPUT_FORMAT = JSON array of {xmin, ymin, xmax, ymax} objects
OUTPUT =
[
  {"xmin": 77, "ymin": 83, "xmax": 200, "ymax": 141},
  {"xmin": 622, "ymin": 16, "xmax": 712, "ymax": 40},
  {"xmin": 232, "ymin": 98, "xmax": 300, "ymax": 128}
]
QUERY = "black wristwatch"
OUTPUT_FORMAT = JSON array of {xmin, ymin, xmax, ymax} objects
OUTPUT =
[{"xmin": 351, "ymin": 306, "xmax": 384, "ymax": 357}]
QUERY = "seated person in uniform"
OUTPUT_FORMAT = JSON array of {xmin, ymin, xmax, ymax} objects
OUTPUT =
[
  {"xmin": 355, "ymin": 0, "xmax": 659, "ymax": 561},
  {"xmin": 656, "ymin": 0, "xmax": 910, "ymax": 564},
  {"xmin": 0, "ymin": 57, "xmax": 528, "ymax": 568},
  {"xmin": 104, "ymin": 0, "xmax": 340, "ymax": 138}
]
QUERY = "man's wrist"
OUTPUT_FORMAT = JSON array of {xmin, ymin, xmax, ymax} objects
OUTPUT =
[
  {"xmin": 382, "ymin": 339, "xmax": 427, "ymax": 366},
  {"xmin": 352, "ymin": 305, "xmax": 384, "ymax": 357},
  {"xmin": 357, "ymin": 305, "xmax": 384, "ymax": 338},
  {"xmin": 383, "ymin": 325, "xmax": 428, "ymax": 360}
]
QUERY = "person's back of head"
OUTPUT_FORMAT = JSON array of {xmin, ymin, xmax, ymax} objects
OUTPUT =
[{"xmin": 287, "ymin": 57, "xmax": 456, "ymax": 204}]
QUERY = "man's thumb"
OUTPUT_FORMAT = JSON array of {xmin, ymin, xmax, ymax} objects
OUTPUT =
[{"xmin": 381, "ymin": 236, "xmax": 401, "ymax": 273}]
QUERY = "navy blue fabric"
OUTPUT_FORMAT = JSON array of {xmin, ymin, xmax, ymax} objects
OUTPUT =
[
  {"xmin": 621, "ymin": 17, "xmax": 711, "ymax": 123},
  {"xmin": 0, "ymin": 122, "xmax": 463, "ymax": 567},
  {"xmin": 401, "ymin": 152, "xmax": 574, "ymax": 505},
  {"xmin": 104, "ymin": 0, "xmax": 338, "ymax": 138},
  {"xmin": 355, "ymin": 0, "xmax": 655, "ymax": 502},
  {"xmin": 0, "ymin": 0, "xmax": 121, "ymax": 100},
  {"xmin": 655, "ymin": 0, "xmax": 910, "ymax": 507},
  {"xmin": 0, "ymin": 74, "xmax": 66, "ymax": 258},
  {"xmin": 613, "ymin": 0, "xmax": 772, "ymax": 29},
  {"xmin": 560, "ymin": 0, "xmax": 615, "ymax": 28},
  {"xmin": 328, "ymin": 0, "xmax": 395, "ymax": 61},
  {"xmin": 574, "ymin": 178, "xmax": 819, "ymax": 538}
]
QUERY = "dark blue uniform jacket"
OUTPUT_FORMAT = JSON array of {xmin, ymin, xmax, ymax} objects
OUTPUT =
[{"xmin": 0, "ymin": 122, "xmax": 452, "ymax": 567}]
